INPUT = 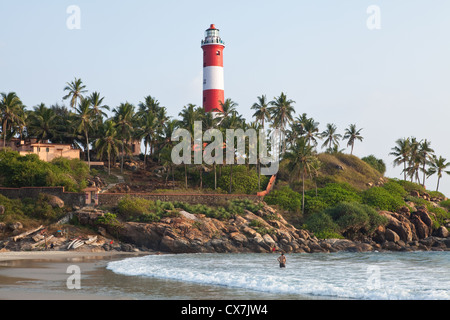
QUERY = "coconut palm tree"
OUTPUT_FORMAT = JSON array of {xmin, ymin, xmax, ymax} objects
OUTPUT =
[
  {"xmin": 88, "ymin": 91, "xmax": 109, "ymax": 125},
  {"xmin": 113, "ymin": 102, "xmax": 135, "ymax": 173},
  {"xmin": 63, "ymin": 78, "xmax": 87, "ymax": 110},
  {"xmin": 95, "ymin": 120, "xmax": 122, "ymax": 175},
  {"xmin": 0, "ymin": 92, "xmax": 24, "ymax": 149},
  {"xmin": 28, "ymin": 103, "xmax": 57, "ymax": 142},
  {"xmin": 302, "ymin": 117, "xmax": 321, "ymax": 148},
  {"xmin": 251, "ymin": 94, "xmax": 271, "ymax": 130},
  {"xmin": 389, "ymin": 137, "xmax": 411, "ymax": 181},
  {"xmin": 427, "ymin": 155, "xmax": 450, "ymax": 192},
  {"xmin": 269, "ymin": 92, "xmax": 296, "ymax": 154},
  {"xmin": 284, "ymin": 137, "xmax": 317, "ymax": 215},
  {"xmin": 321, "ymin": 123, "xmax": 342, "ymax": 150},
  {"xmin": 418, "ymin": 139, "xmax": 434, "ymax": 187},
  {"xmin": 405, "ymin": 137, "xmax": 421, "ymax": 183},
  {"xmin": 74, "ymin": 98, "xmax": 95, "ymax": 168},
  {"xmin": 343, "ymin": 124, "xmax": 363, "ymax": 155},
  {"xmin": 136, "ymin": 111, "xmax": 158, "ymax": 170}
]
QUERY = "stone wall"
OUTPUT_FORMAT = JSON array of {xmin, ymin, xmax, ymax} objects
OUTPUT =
[
  {"xmin": 98, "ymin": 193, "xmax": 261, "ymax": 207},
  {"xmin": 0, "ymin": 187, "xmax": 85, "ymax": 207},
  {"xmin": 0, "ymin": 187, "xmax": 261, "ymax": 208}
]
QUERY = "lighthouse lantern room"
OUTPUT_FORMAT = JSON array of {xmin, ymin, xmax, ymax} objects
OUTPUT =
[{"xmin": 201, "ymin": 24, "xmax": 225, "ymax": 114}]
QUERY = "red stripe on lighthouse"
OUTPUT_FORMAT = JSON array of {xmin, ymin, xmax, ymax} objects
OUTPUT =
[
  {"xmin": 203, "ymin": 89, "xmax": 224, "ymax": 113},
  {"xmin": 203, "ymin": 45, "xmax": 224, "ymax": 67}
]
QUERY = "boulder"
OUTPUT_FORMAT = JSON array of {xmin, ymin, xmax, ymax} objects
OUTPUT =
[
  {"xmin": 46, "ymin": 194, "xmax": 65, "ymax": 208},
  {"xmin": 436, "ymin": 226, "xmax": 449, "ymax": 238},
  {"xmin": 385, "ymin": 229, "xmax": 400, "ymax": 243}
]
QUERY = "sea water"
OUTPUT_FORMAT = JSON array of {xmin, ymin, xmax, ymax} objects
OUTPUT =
[{"xmin": 106, "ymin": 251, "xmax": 450, "ymax": 300}]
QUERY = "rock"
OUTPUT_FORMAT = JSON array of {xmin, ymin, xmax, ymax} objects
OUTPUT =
[
  {"xmin": 385, "ymin": 228, "xmax": 400, "ymax": 243},
  {"xmin": 436, "ymin": 226, "xmax": 449, "ymax": 238},
  {"xmin": 410, "ymin": 190, "xmax": 420, "ymax": 198},
  {"xmin": 46, "ymin": 194, "xmax": 65, "ymax": 208},
  {"xmin": 8, "ymin": 222, "xmax": 23, "ymax": 231}
]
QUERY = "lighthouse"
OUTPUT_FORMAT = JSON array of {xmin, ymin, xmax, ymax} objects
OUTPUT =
[{"xmin": 201, "ymin": 24, "xmax": 225, "ymax": 114}]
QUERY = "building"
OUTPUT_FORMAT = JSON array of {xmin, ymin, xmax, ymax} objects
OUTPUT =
[
  {"xmin": 0, "ymin": 138, "xmax": 80, "ymax": 162},
  {"xmin": 202, "ymin": 24, "xmax": 225, "ymax": 114}
]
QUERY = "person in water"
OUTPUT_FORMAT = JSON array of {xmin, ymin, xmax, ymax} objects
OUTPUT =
[{"xmin": 277, "ymin": 252, "xmax": 286, "ymax": 268}]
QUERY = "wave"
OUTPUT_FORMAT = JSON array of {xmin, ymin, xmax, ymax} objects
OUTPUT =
[{"xmin": 106, "ymin": 252, "xmax": 450, "ymax": 300}]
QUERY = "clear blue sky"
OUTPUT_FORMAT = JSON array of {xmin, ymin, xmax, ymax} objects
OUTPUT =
[{"xmin": 1, "ymin": 1, "xmax": 450, "ymax": 195}]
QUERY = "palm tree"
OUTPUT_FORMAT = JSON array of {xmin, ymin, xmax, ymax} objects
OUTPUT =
[
  {"xmin": 343, "ymin": 124, "xmax": 363, "ymax": 155},
  {"xmin": 95, "ymin": 120, "xmax": 122, "ymax": 175},
  {"xmin": 284, "ymin": 137, "xmax": 317, "ymax": 215},
  {"xmin": 74, "ymin": 98, "xmax": 95, "ymax": 168},
  {"xmin": 178, "ymin": 103, "xmax": 201, "ymax": 188},
  {"xmin": 88, "ymin": 92, "xmax": 109, "ymax": 125},
  {"xmin": 269, "ymin": 92, "xmax": 296, "ymax": 154},
  {"xmin": 0, "ymin": 92, "xmax": 24, "ymax": 149},
  {"xmin": 113, "ymin": 103, "xmax": 135, "ymax": 174},
  {"xmin": 136, "ymin": 111, "xmax": 158, "ymax": 170},
  {"xmin": 302, "ymin": 117, "xmax": 321, "ymax": 147},
  {"xmin": 406, "ymin": 137, "xmax": 421, "ymax": 183},
  {"xmin": 28, "ymin": 103, "xmax": 57, "ymax": 142},
  {"xmin": 418, "ymin": 139, "xmax": 434, "ymax": 187},
  {"xmin": 63, "ymin": 78, "xmax": 87, "ymax": 110},
  {"xmin": 251, "ymin": 94, "xmax": 271, "ymax": 130},
  {"xmin": 389, "ymin": 138, "xmax": 411, "ymax": 181},
  {"xmin": 321, "ymin": 123, "xmax": 342, "ymax": 150},
  {"xmin": 427, "ymin": 155, "xmax": 450, "ymax": 192}
]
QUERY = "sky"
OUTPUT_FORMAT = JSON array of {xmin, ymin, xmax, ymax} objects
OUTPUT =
[{"xmin": 1, "ymin": 1, "xmax": 450, "ymax": 195}]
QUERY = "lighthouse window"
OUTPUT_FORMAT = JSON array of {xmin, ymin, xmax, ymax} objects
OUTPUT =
[{"xmin": 216, "ymin": 50, "xmax": 221, "ymax": 56}]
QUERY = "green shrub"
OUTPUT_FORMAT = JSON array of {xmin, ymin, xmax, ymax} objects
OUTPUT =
[
  {"xmin": 0, "ymin": 151, "xmax": 89, "ymax": 192},
  {"xmin": 362, "ymin": 155, "xmax": 386, "ymax": 174},
  {"xmin": 439, "ymin": 199, "xmax": 450, "ymax": 211},
  {"xmin": 304, "ymin": 211, "xmax": 340, "ymax": 239},
  {"xmin": 395, "ymin": 180, "xmax": 425, "ymax": 195},
  {"xmin": 215, "ymin": 165, "xmax": 269, "ymax": 194},
  {"xmin": 381, "ymin": 180, "xmax": 408, "ymax": 198},
  {"xmin": 304, "ymin": 202, "xmax": 388, "ymax": 240},
  {"xmin": 264, "ymin": 186, "xmax": 302, "ymax": 213},
  {"xmin": 324, "ymin": 202, "xmax": 388, "ymax": 236},
  {"xmin": 362, "ymin": 186, "xmax": 405, "ymax": 212}
]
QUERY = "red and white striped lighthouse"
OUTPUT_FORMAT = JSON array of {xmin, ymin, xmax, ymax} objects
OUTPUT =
[{"xmin": 201, "ymin": 24, "xmax": 225, "ymax": 114}]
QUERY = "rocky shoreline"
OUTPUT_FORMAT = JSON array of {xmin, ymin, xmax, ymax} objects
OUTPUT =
[
  {"xmin": 1, "ymin": 202, "xmax": 449, "ymax": 254},
  {"xmin": 80, "ymin": 203, "xmax": 450, "ymax": 254}
]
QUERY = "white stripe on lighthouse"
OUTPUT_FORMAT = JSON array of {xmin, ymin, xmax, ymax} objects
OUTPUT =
[{"xmin": 203, "ymin": 66, "xmax": 224, "ymax": 91}]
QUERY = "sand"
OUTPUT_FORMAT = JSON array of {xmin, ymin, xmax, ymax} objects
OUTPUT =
[{"xmin": 0, "ymin": 250, "xmax": 150, "ymax": 300}]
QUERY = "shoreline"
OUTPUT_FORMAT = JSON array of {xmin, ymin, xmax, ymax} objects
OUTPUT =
[{"xmin": 0, "ymin": 250, "xmax": 152, "ymax": 300}]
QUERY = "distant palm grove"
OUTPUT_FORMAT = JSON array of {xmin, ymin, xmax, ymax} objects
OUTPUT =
[{"xmin": 1, "ymin": 77, "xmax": 449, "ymax": 195}]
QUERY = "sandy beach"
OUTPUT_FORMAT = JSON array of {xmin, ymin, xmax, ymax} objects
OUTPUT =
[{"xmin": 0, "ymin": 250, "xmax": 150, "ymax": 300}]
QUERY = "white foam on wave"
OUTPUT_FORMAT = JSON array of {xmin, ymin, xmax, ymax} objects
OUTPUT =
[{"xmin": 106, "ymin": 252, "xmax": 450, "ymax": 300}]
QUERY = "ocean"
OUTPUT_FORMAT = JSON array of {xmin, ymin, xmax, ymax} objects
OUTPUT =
[{"xmin": 105, "ymin": 251, "xmax": 450, "ymax": 300}]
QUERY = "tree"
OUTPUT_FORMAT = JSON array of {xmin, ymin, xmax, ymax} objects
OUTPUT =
[
  {"xmin": 0, "ymin": 92, "xmax": 24, "ymax": 149},
  {"xmin": 418, "ymin": 139, "xmax": 434, "ymax": 187},
  {"xmin": 28, "ymin": 103, "xmax": 57, "ymax": 142},
  {"xmin": 95, "ymin": 120, "xmax": 122, "ymax": 175},
  {"xmin": 74, "ymin": 98, "xmax": 95, "ymax": 168},
  {"xmin": 389, "ymin": 137, "xmax": 411, "ymax": 181},
  {"xmin": 178, "ymin": 103, "xmax": 201, "ymax": 188},
  {"xmin": 343, "ymin": 124, "xmax": 363, "ymax": 155},
  {"xmin": 427, "ymin": 155, "xmax": 450, "ymax": 192},
  {"xmin": 283, "ymin": 137, "xmax": 317, "ymax": 215},
  {"xmin": 136, "ymin": 111, "xmax": 158, "ymax": 170},
  {"xmin": 88, "ymin": 92, "xmax": 109, "ymax": 125},
  {"xmin": 113, "ymin": 102, "xmax": 135, "ymax": 173},
  {"xmin": 251, "ymin": 94, "xmax": 271, "ymax": 130},
  {"xmin": 321, "ymin": 123, "xmax": 341, "ymax": 151},
  {"xmin": 269, "ymin": 92, "xmax": 296, "ymax": 154},
  {"xmin": 63, "ymin": 78, "xmax": 87, "ymax": 110}
]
